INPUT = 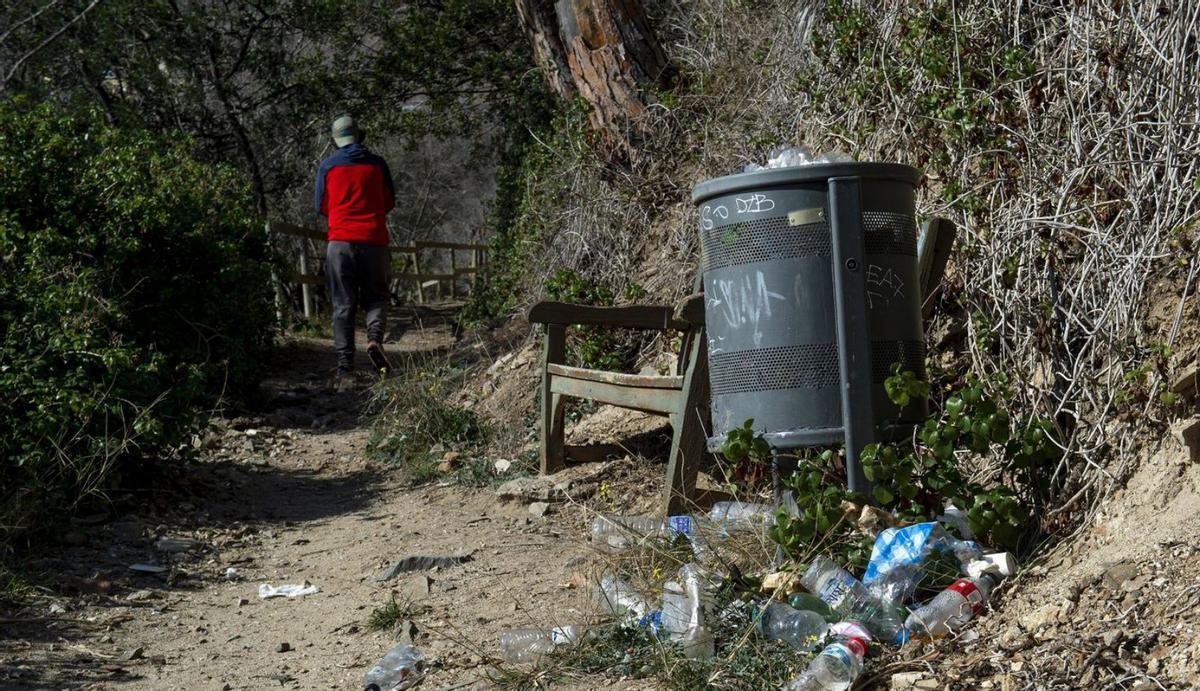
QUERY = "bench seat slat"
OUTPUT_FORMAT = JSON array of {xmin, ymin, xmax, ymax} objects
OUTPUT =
[
  {"xmin": 545, "ymin": 363, "xmax": 683, "ymax": 390},
  {"xmin": 550, "ymin": 375, "xmax": 680, "ymax": 415}
]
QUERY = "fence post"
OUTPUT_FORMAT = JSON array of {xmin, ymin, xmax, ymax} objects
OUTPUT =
[
  {"xmin": 450, "ymin": 248, "xmax": 458, "ymax": 299},
  {"xmin": 264, "ymin": 221, "xmax": 286, "ymax": 326},
  {"xmin": 414, "ymin": 249, "xmax": 425, "ymax": 304},
  {"xmin": 299, "ymin": 242, "xmax": 315, "ymax": 320}
]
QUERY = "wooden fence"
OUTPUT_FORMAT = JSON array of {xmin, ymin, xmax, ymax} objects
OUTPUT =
[{"xmin": 266, "ymin": 221, "xmax": 487, "ymax": 319}]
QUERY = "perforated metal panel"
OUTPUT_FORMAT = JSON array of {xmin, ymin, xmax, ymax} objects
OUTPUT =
[
  {"xmin": 863, "ymin": 211, "xmax": 917, "ymax": 256},
  {"xmin": 701, "ymin": 217, "xmax": 829, "ymax": 271},
  {"xmin": 708, "ymin": 340, "xmax": 925, "ymax": 396},
  {"xmin": 872, "ymin": 339, "xmax": 926, "ymax": 382},
  {"xmin": 709, "ymin": 343, "xmax": 839, "ymax": 395}
]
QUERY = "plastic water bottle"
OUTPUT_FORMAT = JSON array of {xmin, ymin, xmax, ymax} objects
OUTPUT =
[
  {"xmin": 708, "ymin": 501, "xmax": 772, "ymax": 528},
  {"xmin": 903, "ymin": 553, "xmax": 1014, "ymax": 639},
  {"xmin": 363, "ymin": 644, "xmax": 426, "ymax": 691},
  {"xmin": 589, "ymin": 515, "xmax": 667, "ymax": 549},
  {"xmin": 499, "ymin": 625, "xmax": 587, "ymax": 663},
  {"xmin": 783, "ymin": 637, "xmax": 867, "ymax": 690},
  {"xmin": 594, "ymin": 575, "xmax": 649, "ymax": 621},
  {"xmin": 800, "ymin": 557, "xmax": 905, "ymax": 642},
  {"xmin": 679, "ymin": 563, "xmax": 714, "ymax": 659},
  {"xmin": 757, "ymin": 602, "xmax": 829, "ymax": 651}
]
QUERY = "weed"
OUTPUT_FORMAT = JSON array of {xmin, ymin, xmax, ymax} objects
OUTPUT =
[
  {"xmin": 367, "ymin": 593, "xmax": 418, "ymax": 632},
  {"xmin": 367, "ymin": 368, "xmax": 487, "ymax": 484}
]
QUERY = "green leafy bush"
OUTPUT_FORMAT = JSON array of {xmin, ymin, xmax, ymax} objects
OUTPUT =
[{"xmin": 0, "ymin": 102, "xmax": 276, "ymax": 547}]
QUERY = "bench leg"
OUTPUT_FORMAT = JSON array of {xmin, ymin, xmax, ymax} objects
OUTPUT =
[
  {"xmin": 663, "ymin": 335, "xmax": 709, "ymax": 514},
  {"xmin": 540, "ymin": 324, "xmax": 567, "ymax": 475}
]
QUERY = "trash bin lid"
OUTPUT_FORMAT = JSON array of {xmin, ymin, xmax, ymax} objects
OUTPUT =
[{"xmin": 691, "ymin": 162, "xmax": 920, "ymax": 205}]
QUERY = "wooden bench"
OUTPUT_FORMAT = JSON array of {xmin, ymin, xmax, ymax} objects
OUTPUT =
[{"xmin": 528, "ymin": 294, "xmax": 709, "ymax": 514}]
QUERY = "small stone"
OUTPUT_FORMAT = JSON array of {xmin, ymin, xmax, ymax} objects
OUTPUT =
[
  {"xmin": 123, "ymin": 647, "xmax": 145, "ymax": 661},
  {"xmin": 1102, "ymin": 561, "xmax": 1139, "ymax": 589},
  {"xmin": 890, "ymin": 671, "xmax": 927, "ymax": 689},
  {"xmin": 1011, "ymin": 661, "xmax": 1025, "ymax": 673},
  {"xmin": 223, "ymin": 684, "xmax": 234, "ymax": 691},
  {"xmin": 48, "ymin": 602, "xmax": 66, "ymax": 614},
  {"xmin": 126, "ymin": 589, "xmax": 155, "ymax": 602},
  {"xmin": 494, "ymin": 459, "xmax": 512, "ymax": 473},
  {"xmin": 528, "ymin": 502, "xmax": 551, "ymax": 517},
  {"xmin": 396, "ymin": 619, "xmax": 419, "ymax": 646},
  {"xmin": 1103, "ymin": 629, "xmax": 1125, "ymax": 648},
  {"xmin": 275, "ymin": 642, "xmax": 291, "ymax": 653},
  {"xmin": 237, "ymin": 597, "xmax": 249, "ymax": 607}
]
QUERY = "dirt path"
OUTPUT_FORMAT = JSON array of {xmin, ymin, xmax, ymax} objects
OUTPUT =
[{"xmin": 0, "ymin": 329, "xmax": 601, "ymax": 690}]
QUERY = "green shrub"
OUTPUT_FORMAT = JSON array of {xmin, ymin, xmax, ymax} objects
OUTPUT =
[{"xmin": 0, "ymin": 102, "xmax": 276, "ymax": 547}]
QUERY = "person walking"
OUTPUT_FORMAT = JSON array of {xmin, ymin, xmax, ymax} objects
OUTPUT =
[{"xmin": 314, "ymin": 114, "xmax": 395, "ymax": 383}]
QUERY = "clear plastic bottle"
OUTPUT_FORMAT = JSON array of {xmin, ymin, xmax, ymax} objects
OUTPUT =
[
  {"xmin": 363, "ymin": 644, "xmax": 426, "ymax": 691},
  {"xmin": 679, "ymin": 563, "xmax": 714, "ymax": 659},
  {"xmin": 708, "ymin": 501, "xmax": 772, "ymax": 527},
  {"xmin": 903, "ymin": 553, "xmax": 1014, "ymax": 639},
  {"xmin": 589, "ymin": 515, "xmax": 667, "ymax": 549},
  {"xmin": 904, "ymin": 572, "xmax": 998, "ymax": 639},
  {"xmin": 594, "ymin": 575, "xmax": 649, "ymax": 621},
  {"xmin": 783, "ymin": 637, "xmax": 867, "ymax": 691},
  {"xmin": 499, "ymin": 625, "xmax": 587, "ymax": 663},
  {"xmin": 801, "ymin": 557, "xmax": 905, "ymax": 642},
  {"xmin": 757, "ymin": 602, "xmax": 829, "ymax": 651}
]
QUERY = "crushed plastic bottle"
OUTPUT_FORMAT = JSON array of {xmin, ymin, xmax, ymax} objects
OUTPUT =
[
  {"xmin": 589, "ymin": 515, "xmax": 668, "ymax": 550},
  {"xmin": 757, "ymin": 602, "xmax": 829, "ymax": 651},
  {"xmin": 782, "ymin": 636, "xmax": 868, "ymax": 691},
  {"xmin": 594, "ymin": 575, "xmax": 650, "ymax": 622},
  {"xmin": 499, "ymin": 625, "xmax": 588, "ymax": 663},
  {"xmin": 903, "ymin": 553, "xmax": 1015, "ymax": 639},
  {"xmin": 363, "ymin": 644, "xmax": 426, "ymax": 691},
  {"xmin": 679, "ymin": 563, "xmax": 714, "ymax": 659},
  {"xmin": 708, "ymin": 501, "xmax": 772, "ymax": 528},
  {"xmin": 800, "ymin": 557, "xmax": 906, "ymax": 643},
  {"xmin": 863, "ymin": 522, "xmax": 983, "ymax": 605}
]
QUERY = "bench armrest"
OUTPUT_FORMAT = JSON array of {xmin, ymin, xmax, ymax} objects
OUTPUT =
[
  {"xmin": 672, "ymin": 293, "xmax": 705, "ymax": 326},
  {"xmin": 528, "ymin": 301, "xmax": 688, "ymax": 331}
]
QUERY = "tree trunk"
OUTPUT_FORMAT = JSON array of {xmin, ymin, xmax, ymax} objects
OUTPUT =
[{"xmin": 515, "ymin": 0, "xmax": 671, "ymax": 142}]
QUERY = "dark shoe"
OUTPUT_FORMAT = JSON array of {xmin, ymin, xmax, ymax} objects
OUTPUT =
[
  {"xmin": 331, "ymin": 368, "xmax": 355, "ymax": 393},
  {"xmin": 366, "ymin": 341, "xmax": 393, "ymax": 373}
]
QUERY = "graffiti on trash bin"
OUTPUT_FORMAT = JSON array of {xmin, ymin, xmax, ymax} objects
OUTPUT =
[
  {"xmin": 708, "ymin": 271, "xmax": 786, "ymax": 348},
  {"xmin": 866, "ymin": 263, "xmax": 905, "ymax": 309},
  {"xmin": 700, "ymin": 203, "xmax": 729, "ymax": 230},
  {"xmin": 734, "ymin": 193, "xmax": 775, "ymax": 214}
]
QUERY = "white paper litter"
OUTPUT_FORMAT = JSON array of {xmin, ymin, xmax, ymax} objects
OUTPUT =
[{"xmin": 258, "ymin": 582, "xmax": 320, "ymax": 599}]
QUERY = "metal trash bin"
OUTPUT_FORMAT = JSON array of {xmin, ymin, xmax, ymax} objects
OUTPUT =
[{"xmin": 692, "ymin": 162, "xmax": 927, "ymax": 457}]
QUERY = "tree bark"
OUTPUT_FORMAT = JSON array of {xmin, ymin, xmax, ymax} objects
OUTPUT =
[{"xmin": 515, "ymin": 0, "xmax": 671, "ymax": 142}]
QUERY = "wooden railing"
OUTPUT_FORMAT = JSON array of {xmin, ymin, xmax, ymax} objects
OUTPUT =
[{"xmin": 266, "ymin": 221, "xmax": 488, "ymax": 318}]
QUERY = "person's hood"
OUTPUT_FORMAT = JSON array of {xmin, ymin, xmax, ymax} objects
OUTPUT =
[{"xmin": 336, "ymin": 142, "xmax": 372, "ymax": 162}]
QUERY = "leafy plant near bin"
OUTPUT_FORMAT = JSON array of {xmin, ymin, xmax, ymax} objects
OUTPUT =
[
  {"xmin": 543, "ymin": 268, "xmax": 647, "ymax": 371},
  {"xmin": 722, "ymin": 365, "xmax": 1063, "ymax": 562}
]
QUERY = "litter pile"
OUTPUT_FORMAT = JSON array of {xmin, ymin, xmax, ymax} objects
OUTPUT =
[
  {"xmin": 492, "ymin": 501, "xmax": 1017, "ymax": 691},
  {"xmin": 743, "ymin": 146, "xmax": 857, "ymax": 173}
]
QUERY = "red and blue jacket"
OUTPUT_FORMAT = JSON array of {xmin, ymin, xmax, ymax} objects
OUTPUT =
[{"xmin": 314, "ymin": 143, "xmax": 396, "ymax": 246}]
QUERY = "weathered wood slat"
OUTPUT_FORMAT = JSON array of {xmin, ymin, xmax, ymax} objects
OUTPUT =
[
  {"xmin": 271, "ymin": 221, "xmax": 326, "ymax": 243},
  {"xmin": 546, "ymin": 363, "xmax": 683, "ymax": 390},
  {"xmin": 528, "ymin": 301, "xmax": 686, "ymax": 330},
  {"xmin": 918, "ymin": 217, "xmax": 957, "ymax": 320},
  {"xmin": 550, "ymin": 376, "xmax": 679, "ymax": 415},
  {"xmin": 415, "ymin": 240, "xmax": 489, "ymax": 251}
]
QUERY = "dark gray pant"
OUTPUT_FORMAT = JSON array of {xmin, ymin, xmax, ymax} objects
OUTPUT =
[{"xmin": 326, "ymin": 241, "xmax": 390, "ymax": 371}]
